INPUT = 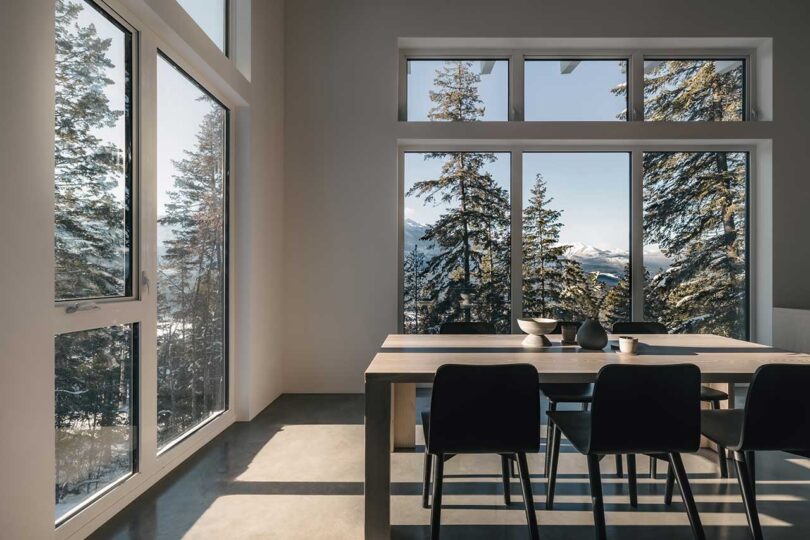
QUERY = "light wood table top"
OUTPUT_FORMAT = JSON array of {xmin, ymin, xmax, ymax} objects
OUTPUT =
[{"xmin": 365, "ymin": 333, "xmax": 810, "ymax": 384}]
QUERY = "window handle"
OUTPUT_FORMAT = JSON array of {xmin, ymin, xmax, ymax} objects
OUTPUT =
[
  {"xmin": 141, "ymin": 270, "xmax": 150, "ymax": 295},
  {"xmin": 65, "ymin": 302, "xmax": 100, "ymax": 314}
]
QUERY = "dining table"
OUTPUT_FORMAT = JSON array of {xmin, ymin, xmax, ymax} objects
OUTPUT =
[{"xmin": 363, "ymin": 332, "xmax": 810, "ymax": 539}]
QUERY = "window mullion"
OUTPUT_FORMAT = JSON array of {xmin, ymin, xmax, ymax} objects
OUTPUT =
[
  {"xmin": 631, "ymin": 149, "xmax": 645, "ymax": 320},
  {"xmin": 510, "ymin": 148, "xmax": 523, "ymax": 333},
  {"xmin": 630, "ymin": 51, "xmax": 645, "ymax": 121},
  {"xmin": 510, "ymin": 52, "xmax": 524, "ymax": 121}
]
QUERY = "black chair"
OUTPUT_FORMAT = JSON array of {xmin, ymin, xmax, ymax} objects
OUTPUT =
[
  {"xmin": 612, "ymin": 321, "xmax": 730, "ymax": 478},
  {"xmin": 697, "ymin": 364, "xmax": 810, "ymax": 540},
  {"xmin": 541, "ymin": 321, "xmax": 623, "ymax": 479},
  {"xmin": 439, "ymin": 321, "xmax": 496, "ymax": 334},
  {"xmin": 546, "ymin": 364, "xmax": 705, "ymax": 540},
  {"xmin": 426, "ymin": 320, "xmax": 516, "ymax": 509},
  {"xmin": 423, "ymin": 364, "xmax": 541, "ymax": 540}
]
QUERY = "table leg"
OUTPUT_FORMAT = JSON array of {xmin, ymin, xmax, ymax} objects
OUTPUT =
[
  {"xmin": 365, "ymin": 379, "xmax": 391, "ymax": 540},
  {"xmin": 391, "ymin": 383, "xmax": 416, "ymax": 450},
  {"xmin": 700, "ymin": 383, "xmax": 734, "ymax": 454}
]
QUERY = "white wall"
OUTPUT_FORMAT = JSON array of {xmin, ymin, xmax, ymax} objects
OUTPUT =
[
  {"xmin": 0, "ymin": 2, "xmax": 56, "ymax": 537},
  {"xmin": 236, "ymin": 0, "xmax": 285, "ymax": 420},
  {"xmin": 282, "ymin": 0, "xmax": 810, "ymax": 392}
]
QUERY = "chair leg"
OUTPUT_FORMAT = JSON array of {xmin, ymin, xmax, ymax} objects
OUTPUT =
[
  {"xmin": 516, "ymin": 452, "xmax": 540, "ymax": 540},
  {"xmin": 510, "ymin": 456, "xmax": 518, "ymax": 478},
  {"xmin": 746, "ymin": 451, "xmax": 756, "ymax": 497},
  {"xmin": 650, "ymin": 455, "xmax": 658, "ymax": 479},
  {"xmin": 422, "ymin": 452, "xmax": 433, "ymax": 509},
  {"xmin": 669, "ymin": 453, "xmax": 705, "ymax": 540},
  {"xmin": 586, "ymin": 454, "xmax": 607, "ymax": 540},
  {"xmin": 709, "ymin": 399, "xmax": 730, "ymax": 478},
  {"xmin": 501, "ymin": 455, "xmax": 512, "ymax": 506},
  {"xmin": 546, "ymin": 424, "xmax": 562, "ymax": 510},
  {"xmin": 430, "ymin": 454, "xmax": 444, "ymax": 540},
  {"xmin": 664, "ymin": 461, "xmax": 675, "ymax": 506},
  {"xmin": 627, "ymin": 454, "xmax": 638, "ymax": 508},
  {"xmin": 615, "ymin": 454, "xmax": 623, "ymax": 478},
  {"xmin": 734, "ymin": 451, "xmax": 763, "ymax": 540},
  {"xmin": 544, "ymin": 401, "xmax": 557, "ymax": 476}
]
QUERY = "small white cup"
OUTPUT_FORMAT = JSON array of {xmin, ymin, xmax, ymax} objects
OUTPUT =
[{"xmin": 618, "ymin": 336, "xmax": 639, "ymax": 354}]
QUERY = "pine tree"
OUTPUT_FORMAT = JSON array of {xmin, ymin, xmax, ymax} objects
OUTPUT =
[
  {"xmin": 54, "ymin": 0, "xmax": 128, "ymax": 300},
  {"xmin": 522, "ymin": 174, "xmax": 571, "ymax": 318},
  {"xmin": 406, "ymin": 61, "xmax": 511, "ymax": 332},
  {"xmin": 157, "ymin": 103, "xmax": 227, "ymax": 443},
  {"xmin": 600, "ymin": 264, "xmax": 632, "ymax": 326},
  {"xmin": 403, "ymin": 245, "xmax": 428, "ymax": 333}
]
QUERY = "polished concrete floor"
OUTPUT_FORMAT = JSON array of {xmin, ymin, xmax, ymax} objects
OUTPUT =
[{"xmin": 93, "ymin": 392, "xmax": 810, "ymax": 539}]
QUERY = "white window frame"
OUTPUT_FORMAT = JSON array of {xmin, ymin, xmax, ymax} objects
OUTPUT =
[
  {"xmin": 53, "ymin": 0, "xmax": 240, "ymax": 537},
  {"xmin": 399, "ymin": 48, "xmax": 756, "ymax": 122},
  {"xmin": 398, "ymin": 143, "xmax": 755, "ymax": 336}
]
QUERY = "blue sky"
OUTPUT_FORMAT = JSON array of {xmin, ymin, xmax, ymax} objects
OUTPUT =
[{"xmin": 177, "ymin": 0, "xmax": 226, "ymax": 52}]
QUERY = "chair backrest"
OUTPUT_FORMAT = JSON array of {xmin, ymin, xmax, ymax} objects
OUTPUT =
[
  {"xmin": 612, "ymin": 321, "xmax": 668, "ymax": 334},
  {"xmin": 549, "ymin": 321, "xmax": 582, "ymax": 334},
  {"xmin": 740, "ymin": 364, "xmax": 810, "ymax": 451},
  {"xmin": 439, "ymin": 321, "xmax": 496, "ymax": 334},
  {"xmin": 428, "ymin": 364, "xmax": 540, "ymax": 454},
  {"xmin": 589, "ymin": 364, "xmax": 701, "ymax": 454}
]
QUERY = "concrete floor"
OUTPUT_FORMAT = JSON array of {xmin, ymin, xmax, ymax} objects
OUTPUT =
[{"xmin": 92, "ymin": 392, "xmax": 810, "ymax": 539}]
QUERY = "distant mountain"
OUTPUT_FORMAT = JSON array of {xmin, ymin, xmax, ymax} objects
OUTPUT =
[
  {"xmin": 565, "ymin": 242, "xmax": 627, "ymax": 277},
  {"xmin": 404, "ymin": 218, "xmax": 437, "ymax": 256}
]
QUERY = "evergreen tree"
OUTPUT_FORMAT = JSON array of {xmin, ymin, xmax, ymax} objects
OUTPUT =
[
  {"xmin": 157, "ymin": 103, "xmax": 227, "ymax": 443},
  {"xmin": 406, "ymin": 61, "xmax": 511, "ymax": 332},
  {"xmin": 54, "ymin": 0, "xmax": 128, "ymax": 299},
  {"xmin": 522, "ymin": 174, "xmax": 571, "ymax": 318},
  {"xmin": 403, "ymin": 245, "xmax": 429, "ymax": 333},
  {"xmin": 613, "ymin": 60, "xmax": 747, "ymax": 337},
  {"xmin": 600, "ymin": 264, "xmax": 632, "ymax": 326}
]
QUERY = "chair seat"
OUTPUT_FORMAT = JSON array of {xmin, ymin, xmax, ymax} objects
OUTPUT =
[
  {"xmin": 700, "ymin": 385, "xmax": 729, "ymax": 402},
  {"xmin": 701, "ymin": 409, "xmax": 743, "ymax": 450},
  {"xmin": 541, "ymin": 383, "xmax": 594, "ymax": 403},
  {"xmin": 547, "ymin": 410, "xmax": 592, "ymax": 454}
]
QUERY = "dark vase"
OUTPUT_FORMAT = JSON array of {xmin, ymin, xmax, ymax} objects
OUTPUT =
[{"xmin": 577, "ymin": 318, "xmax": 608, "ymax": 350}]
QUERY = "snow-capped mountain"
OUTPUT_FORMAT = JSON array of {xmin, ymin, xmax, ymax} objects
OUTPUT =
[{"xmin": 565, "ymin": 242, "xmax": 627, "ymax": 278}]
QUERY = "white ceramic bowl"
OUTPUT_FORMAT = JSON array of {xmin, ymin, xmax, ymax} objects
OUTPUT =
[{"xmin": 517, "ymin": 317, "xmax": 557, "ymax": 336}]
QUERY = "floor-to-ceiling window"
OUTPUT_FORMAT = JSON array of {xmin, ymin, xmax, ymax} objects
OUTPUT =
[
  {"xmin": 53, "ymin": 0, "xmax": 136, "ymax": 522},
  {"xmin": 156, "ymin": 54, "xmax": 228, "ymax": 450}
]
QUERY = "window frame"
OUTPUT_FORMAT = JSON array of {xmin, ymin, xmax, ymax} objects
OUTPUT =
[
  {"xmin": 399, "ymin": 48, "xmax": 755, "ymax": 122},
  {"xmin": 154, "ymin": 49, "xmax": 232, "ymax": 455},
  {"xmin": 54, "ymin": 0, "xmax": 140, "ymax": 306},
  {"xmin": 52, "ymin": 0, "xmax": 240, "ymax": 536},
  {"xmin": 398, "ymin": 143, "xmax": 753, "ymax": 336}
]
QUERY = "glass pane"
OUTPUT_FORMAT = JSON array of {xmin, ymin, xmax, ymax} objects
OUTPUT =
[
  {"xmin": 406, "ymin": 60, "xmax": 509, "ymax": 121},
  {"xmin": 643, "ymin": 152, "xmax": 748, "ymax": 338},
  {"xmin": 522, "ymin": 153, "xmax": 630, "ymax": 328},
  {"xmin": 55, "ymin": 324, "xmax": 135, "ymax": 521},
  {"xmin": 644, "ymin": 59, "xmax": 744, "ymax": 121},
  {"xmin": 524, "ymin": 60, "xmax": 628, "ymax": 121},
  {"xmin": 403, "ymin": 152, "xmax": 511, "ymax": 333},
  {"xmin": 54, "ymin": 0, "xmax": 132, "ymax": 301},
  {"xmin": 157, "ymin": 56, "xmax": 228, "ymax": 449},
  {"xmin": 177, "ymin": 0, "xmax": 227, "ymax": 52}
]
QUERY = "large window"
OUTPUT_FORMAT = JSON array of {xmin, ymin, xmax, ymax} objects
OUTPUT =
[
  {"xmin": 524, "ymin": 60, "xmax": 628, "ymax": 121},
  {"xmin": 643, "ymin": 152, "xmax": 748, "ymax": 338},
  {"xmin": 53, "ymin": 0, "xmax": 137, "ymax": 524},
  {"xmin": 522, "ymin": 153, "xmax": 630, "ymax": 328},
  {"xmin": 644, "ymin": 59, "xmax": 745, "ymax": 121},
  {"xmin": 406, "ymin": 59, "xmax": 509, "ymax": 121},
  {"xmin": 54, "ymin": 0, "xmax": 132, "ymax": 301},
  {"xmin": 156, "ymin": 54, "xmax": 228, "ymax": 449},
  {"xmin": 403, "ymin": 152, "xmax": 511, "ymax": 333},
  {"xmin": 177, "ymin": 0, "xmax": 228, "ymax": 53},
  {"xmin": 55, "ymin": 325, "xmax": 136, "ymax": 521}
]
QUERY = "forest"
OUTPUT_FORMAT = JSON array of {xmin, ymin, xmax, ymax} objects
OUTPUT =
[{"xmin": 403, "ymin": 59, "xmax": 747, "ymax": 338}]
